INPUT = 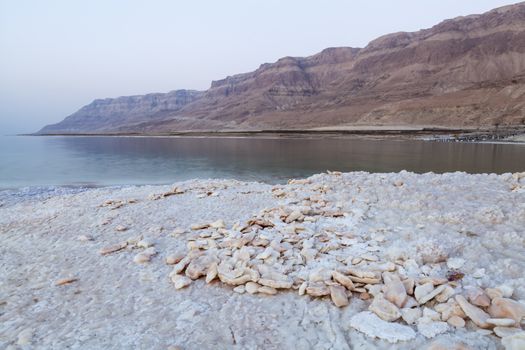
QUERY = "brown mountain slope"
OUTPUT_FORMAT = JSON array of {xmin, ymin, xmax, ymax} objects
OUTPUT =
[{"xmin": 40, "ymin": 2, "xmax": 525, "ymax": 134}]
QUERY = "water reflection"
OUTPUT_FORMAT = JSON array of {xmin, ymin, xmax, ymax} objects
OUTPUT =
[{"xmin": 1, "ymin": 135, "xmax": 524, "ymax": 188}]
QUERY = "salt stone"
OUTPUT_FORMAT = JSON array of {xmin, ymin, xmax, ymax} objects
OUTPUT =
[
  {"xmin": 55, "ymin": 277, "xmax": 78, "ymax": 286},
  {"xmin": 329, "ymin": 285, "xmax": 349, "ymax": 307},
  {"xmin": 383, "ymin": 273, "xmax": 407, "ymax": 308},
  {"xmin": 17, "ymin": 328, "xmax": 33, "ymax": 345},
  {"xmin": 136, "ymin": 239, "xmax": 154, "ymax": 248},
  {"xmin": 77, "ymin": 235, "xmax": 94, "ymax": 242},
  {"xmin": 466, "ymin": 286, "xmax": 490, "ymax": 307},
  {"xmin": 245, "ymin": 282, "xmax": 260, "ymax": 294},
  {"xmin": 332, "ymin": 271, "xmax": 355, "ymax": 290},
  {"xmin": 423, "ymin": 307, "xmax": 441, "ymax": 321},
  {"xmin": 414, "ymin": 282, "xmax": 434, "ymax": 303},
  {"xmin": 172, "ymin": 275, "xmax": 192, "ymax": 289},
  {"xmin": 472, "ymin": 268, "xmax": 485, "ymax": 278},
  {"xmin": 455, "ymin": 295, "xmax": 490, "ymax": 328},
  {"xmin": 447, "ymin": 316, "xmax": 465, "ymax": 328},
  {"xmin": 369, "ymin": 296, "xmax": 401, "ymax": 321},
  {"xmin": 258, "ymin": 286, "xmax": 277, "ymax": 295},
  {"xmin": 494, "ymin": 327, "xmax": 523, "ymax": 338},
  {"xmin": 306, "ymin": 283, "xmax": 330, "ymax": 297},
  {"xmin": 401, "ymin": 307, "xmax": 422, "ymax": 325},
  {"xmin": 486, "ymin": 318, "xmax": 516, "ymax": 327},
  {"xmin": 419, "ymin": 285, "xmax": 447, "ymax": 305},
  {"xmin": 166, "ymin": 253, "xmax": 185, "ymax": 265},
  {"xmin": 402, "ymin": 278, "xmax": 415, "ymax": 295},
  {"xmin": 233, "ymin": 285, "xmax": 245, "ymax": 294},
  {"xmin": 501, "ymin": 332, "xmax": 525, "ymax": 350},
  {"xmin": 115, "ymin": 225, "xmax": 127, "ymax": 232},
  {"xmin": 209, "ymin": 219, "xmax": 226, "ymax": 229},
  {"xmin": 447, "ymin": 258, "xmax": 465, "ymax": 270},
  {"xmin": 349, "ymin": 311, "xmax": 416, "ymax": 343},
  {"xmin": 497, "ymin": 285, "xmax": 514, "ymax": 298},
  {"xmin": 417, "ymin": 320, "xmax": 450, "ymax": 339},
  {"xmin": 488, "ymin": 297, "xmax": 525, "ymax": 322},
  {"xmin": 435, "ymin": 285, "xmax": 455, "ymax": 303},
  {"xmin": 133, "ymin": 252, "xmax": 151, "ymax": 264}
]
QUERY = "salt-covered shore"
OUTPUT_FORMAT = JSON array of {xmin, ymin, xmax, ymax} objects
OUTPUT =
[{"xmin": 1, "ymin": 171, "xmax": 524, "ymax": 349}]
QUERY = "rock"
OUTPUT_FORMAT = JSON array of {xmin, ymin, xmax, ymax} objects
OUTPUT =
[
  {"xmin": 447, "ymin": 258, "xmax": 465, "ymax": 269},
  {"xmin": 501, "ymin": 332, "xmax": 525, "ymax": 350},
  {"xmin": 401, "ymin": 307, "xmax": 422, "ymax": 325},
  {"xmin": 115, "ymin": 225, "xmax": 127, "ymax": 232},
  {"xmin": 435, "ymin": 285, "xmax": 455, "ymax": 303},
  {"xmin": 488, "ymin": 297, "xmax": 525, "ymax": 322},
  {"xmin": 77, "ymin": 234, "xmax": 94, "ymax": 242},
  {"xmin": 205, "ymin": 262, "xmax": 218, "ymax": 283},
  {"xmin": 332, "ymin": 271, "xmax": 355, "ymax": 290},
  {"xmin": 210, "ymin": 219, "xmax": 226, "ymax": 229},
  {"xmin": 171, "ymin": 256, "xmax": 190, "ymax": 275},
  {"xmin": 497, "ymin": 285, "xmax": 514, "ymax": 298},
  {"xmin": 486, "ymin": 287, "xmax": 504, "ymax": 300},
  {"xmin": 329, "ymin": 285, "xmax": 349, "ymax": 307},
  {"xmin": 486, "ymin": 318, "xmax": 516, "ymax": 327},
  {"xmin": 349, "ymin": 311, "xmax": 416, "ymax": 343},
  {"xmin": 166, "ymin": 252, "xmax": 185, "ymax": 265},
  {"xmin": 494, "ymin": 327, "xmax": 523, "ymax": 338},
  {"xmin": 447, "ymin": 315, "xmax": 465, "ymax": 328},
  {"xmin": 383, "ymin": 273, "xmax": 407, "ymax": 308},
  {"xmin": 423, "ymin": 307, "xmax": 441, "ymax": 321},
  {"xmin": 466, "ymin": 286, "xmax": 490, "ymax": 307},
  {"xmin": 172, "ymin": 274, "xmax": 192, "ymax": 289},
  {"xmin": 99, "ymin": 242, "xmax": 127, "ymax": 255},
  {"xmin": 258, "ymin": 278, "xmax": 293, "ymax": 289},
  {"xmin": 472, "ymin": 268, "xmax": 485, "ymax": 278},
  {"xmin": 298, "ymin": 281, "xmax": 307, "ymax": 296},
  {"xmin": 136, "ymin": 239, "xmax": 154, "ymax": 248},
  {"xmin": 414, "ymin": 283, "xmax": 434, "ymax": 303},
  {"xmin": 285, "ymin": 210, "xmax": 303, "ymax": 223},
  {"xmin": 186, "ymin": 255, "xmax": 216, "ymax": 280},
  {"xmin": 133, "ymin": 252, "xmax": 151, "ymax": 264},
  {"xmin": 55, "ymin": 277, "xmax": 78, "ymax": 286},
  {"xmin": 258, "ymin": 286, "xmax": 277, "ymax": 295},
  {"xmin": 441, "ymin": 301, "xmax": 466, "ymax": 321},
  {"xmin": 402, "ymin": 278, "xmax": 415, "ymax": 295},
  {"xmin": 417, "ymin": 284, "xmax": 446, "ymax": 305},
  {"xmin": 455, "ymin": 295, "xmax": 490, "ymax": 328},
  {"xmin": 369, "ymin": 296, "xmax": 401, "ymax": 321},
  {"xmin": 190, "ymin": 223, "xmax": 209, "ymax": 230},
  {"xmin": 417, "ymin": 319, "xmax": 450, "ymax": 339},
  {"xmin": 233, "ymin": 285, "xmax": 245, "ymax": 294},
  {"xmin": 16, "ymin": 328, "xmax": 33, "ymax": 345},
  {"xmin": 306, "ymin": 283, "xmax": 330, "ymax": 297},
  {"xmin": 245, "ymin": 282, "xmax": 260, "ymax": 294}
]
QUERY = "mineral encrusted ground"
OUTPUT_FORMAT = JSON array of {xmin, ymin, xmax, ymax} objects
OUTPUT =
[{"xmin": 0, "ymin": 172, "xmax": 524, "ymax": 349}]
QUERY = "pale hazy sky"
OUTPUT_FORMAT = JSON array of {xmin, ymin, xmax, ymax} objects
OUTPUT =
[{"xmin": 0, "ymin": 0, "xmax": 517, "ymax": 133}]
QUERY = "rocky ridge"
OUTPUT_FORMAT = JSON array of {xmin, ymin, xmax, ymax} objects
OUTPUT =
[{"xmin": 39, "ymin": 2, "xmax": 525, "ymax": 134}]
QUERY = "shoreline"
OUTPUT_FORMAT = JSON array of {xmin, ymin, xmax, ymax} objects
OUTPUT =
[
  {"xmin": 1, "ymin": 171, "xmax": 524, "ymax": 348},
  {"xmin": 24, "ymin": 126, "xmax": 525, "ymax": 144}
]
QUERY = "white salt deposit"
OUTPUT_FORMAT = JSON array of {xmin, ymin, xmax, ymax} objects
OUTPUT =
[{"xmin": 0, "ymin": 171, "xmax": 524, "ymax": 349}]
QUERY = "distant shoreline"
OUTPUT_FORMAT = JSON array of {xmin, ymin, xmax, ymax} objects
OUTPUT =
[{"xmin": 25, "ymin": 126, "xmax": 525, "ymax": 144}]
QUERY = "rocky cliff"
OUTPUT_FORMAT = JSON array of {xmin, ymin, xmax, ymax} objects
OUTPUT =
[{"xmin": 39, "ymin": 3, "xmax": 525, "ymax": 133}]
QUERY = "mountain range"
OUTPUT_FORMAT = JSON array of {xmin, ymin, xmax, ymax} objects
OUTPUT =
[{"xmin": 39, "ymin": 2, "xmax": 525, "ymax": 134}]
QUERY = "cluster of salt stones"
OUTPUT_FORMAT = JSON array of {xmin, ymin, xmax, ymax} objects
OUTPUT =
[{"xmin": 161, "ymin": 175, "xmax": 525, "ymax": 348}]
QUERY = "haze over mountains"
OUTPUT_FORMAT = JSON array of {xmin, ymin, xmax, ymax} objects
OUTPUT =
[{"xmin": 39, "ymin": 3, "xmax": 525, "ymax": 134}]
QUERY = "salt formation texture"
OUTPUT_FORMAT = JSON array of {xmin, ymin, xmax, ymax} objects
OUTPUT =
[{"xmin": 0, "ymin": 171, "xmax": 524, "ymax": 349}]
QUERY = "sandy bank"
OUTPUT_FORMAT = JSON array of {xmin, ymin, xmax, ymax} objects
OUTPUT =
[{"xmin": 1, "ymin": 172, "xmax": 524, "ymax": 349}]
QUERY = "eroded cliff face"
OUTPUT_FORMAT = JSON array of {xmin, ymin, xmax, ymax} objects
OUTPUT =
[{"xmin": 40, "ymin": 3, "xmax": 525, "ymax": 133}]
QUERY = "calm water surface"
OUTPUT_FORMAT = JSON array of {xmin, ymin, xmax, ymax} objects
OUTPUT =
[{"xmin": 1, "ymin": 135, "xmax": 524, "ymax": 189}]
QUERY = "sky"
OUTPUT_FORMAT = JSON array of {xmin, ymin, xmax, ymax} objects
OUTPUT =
[{"xmin": 0, "ymin": 0, "xmax": 518, "ymax": 134}]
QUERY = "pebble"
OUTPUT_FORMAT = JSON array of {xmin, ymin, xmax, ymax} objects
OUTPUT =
[
  {"xmin": 447, "ymin": 315, "xmax": 465, "ymax": 328},
  {"xmin": 414, "ymin": 282, "xmax": 435, "ymax": 303},
  {"xmin": 55, "ymin": 277, "xmax": 78, "ymax": 286},
  {"xmin": 115, "ymin": 225, "xmax": 127, "ymax": 232},
  {"xmin": 369, "ymin": 296, "xmax": 401, "ymax": 321},
  {"xmin": 329, "ymin": 285, "xmax": 349, "ymax": 307},
  {"xmin": 233, "ymin": 285, "xmax": 245, "ymax": 294},
  {"xmin": 133, "ymin": 252, "xmax": 151, "ymax": 264},
  {"xmin": 172, "ymin": 274, "xmax": 192, "ymax": 289},
  {"xmin": 446, "ymin": 258, "xmax": 465, "ymax": 270},
  {"xmin": 99, "ymin": 242, "xmax": 127, "ymax": 255},
  {"xmin": 488, "ymin": 297, "xmax": 525, "ymax": 322},
  {"xmin": 332, "ymin": 271, "xmax": 355, "ymax": 291},
  {"xmin": 401, "ymin": 307, "xmax": 422, "ymax": 325},
  {"xmin": 137, "ymin": 239, "xmax": 154, "ymax": 248},
  {"xmin": 258, "ymin": 286, "xmax": 277, "ymax": 295},
  {"xmin": 166, "ymin": 253, "xmax": 185, "ymax": 265},
  {"xmin": 486, "ymin": 318, "xmax": 516, "ymax": 327},
  {"xmin": 77, "ymin": 234, "xmax": 94, "ymax": 242},
  {"xmin": 494, "ymin": 326, "xmax": 523, "ymax": 338},
  {"xmin": 383, "ymin": 273, "xmax": 407, "ymax": 308},
  {"xmin": 17, "ymin": 328, "xmax": 33, "ymax": 345},
  {"xmin": 245, "ymin": 282, "xmax": 260, "ymax": 294},
  {"xmin": 502, "ymin": 332, "xmax": 525, "ymax": 350},
  {"xmin": 455, "ymin": 295, "xmax": 491, "ymax": 328}
]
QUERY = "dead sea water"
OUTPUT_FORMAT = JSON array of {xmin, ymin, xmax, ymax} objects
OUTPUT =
[{"xmin": 0, "ymin": 135, "xmax": 524, "ymax": 189}]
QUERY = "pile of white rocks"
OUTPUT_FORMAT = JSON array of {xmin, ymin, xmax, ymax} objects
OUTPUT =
[{"xmin": 158, "ymin": 174, "xmax": 525, "ymax": 348}]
